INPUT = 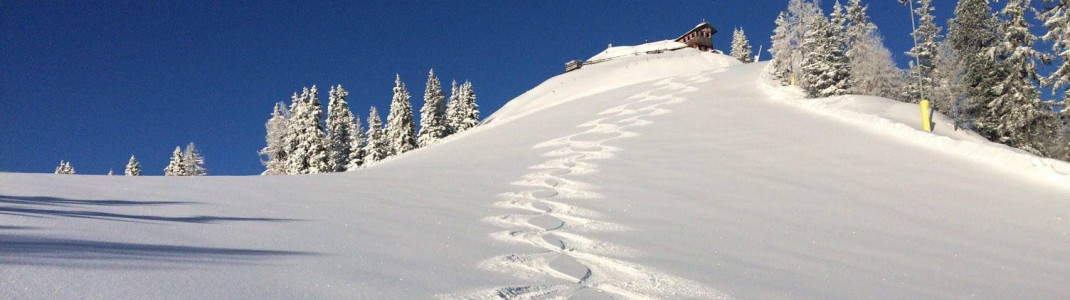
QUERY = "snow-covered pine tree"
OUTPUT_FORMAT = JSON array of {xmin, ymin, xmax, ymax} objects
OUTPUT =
[
  {"xmin": 769, "ymin": 11, "xmax": 794, "ymax": 84},
  {"xmin": 1040, "ymin": 0, "xmax": 1070, "ymax": 120},
  {"xmin": 363, "ymin": 106, "xmax": 388, "ymax": 164},
  {"xmin": 800, "ymin": 13, "xmax": 850, "ymax": 98},
  {"xmin": 54, "ymin": 160, "xmax": 75, "ymax": 175},
  {"xmin": 164, "ymin": 146, "xmax": 186, "ymax": 176},
  {"xmin": 456, "ymin": 81, "xmax": 481, "ymax": 132},
  {"xmin": 904, "ymin": 0, "xmax": 941, "ymax": 103},
  {"xmin": 845, "ymin": 0, "xmax": 875, "ymax": 46},
  {"xmin": 848, "ymin": 30, "xmax": 906, "ymax": 100},
  {"xmin": 182, "ymin": 142, "xmax": 206, "ymax": 176},
  {"xmin": 979, "ymin": 0, "xmax": 1059, "ymax": 155},
  {"xmin": 346, "ymin": 114, "xmax": 365, "ymax": 170},
  {"xmin": 829, "ymin": 0, "xmax": 851, "ymax": 74},
  {"xmin": 282, "ymin": 90, "xmax": 305, "ymax": 174},
  {"xmin": 790, "ymin": 0, "xmax": 823, "ymax": 82},
  {"xmin": 259, "ymin": 102, "xmax": 290, "ymax": 175},
  {"xmin": 125, "ymin": 155, "xmax": 142, "ymax": 176},
  {"xmin": 730, "ymin": 28, "xmax": 754, "ymax": 63},
  {"xmin": 418, "ymin": 69, "xmax": 449, "ymax": 146},
  {"xmin": 326, "ymin": 85, "xmax": 360, "ymax": 172},
  {"xmin": 830, "ymin": 1, "xmax": 847, "ymax": 33},
  {"xmin": 385, "ymin": 75, "xmax": 417, "ymax": 155},
  {"xmin": 444, "ymin": 80, "xmax": 462, "ymax": 133},
  {"xmin": 285, "ymin": 86, "xmax": 332, "ymax": 174},
  {"xmin": 948, "ymin": 0, "xmax": 1002, "ymax": 127},
  {"xmin": 1042, "ymin": 0, "xmax": 1070, "ymax": 160},
  {"xmin": 931, "ymin": 40, "xmax": 965, "ymax": 117}
]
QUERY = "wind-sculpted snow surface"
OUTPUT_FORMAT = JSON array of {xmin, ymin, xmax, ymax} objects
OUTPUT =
[{"xmin": 446, "ymin": 75, "xmax": 730, "ymax": 299}]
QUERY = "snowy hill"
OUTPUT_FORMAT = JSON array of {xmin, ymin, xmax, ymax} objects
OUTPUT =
[{"xmin": 3, "ymin": 47, "xmax": 1070, "ymax": 299}]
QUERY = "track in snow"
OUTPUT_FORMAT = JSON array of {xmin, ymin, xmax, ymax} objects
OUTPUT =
[{"xmin": 446, "ymin": 74, "xmax": 730, "ymax": 299}]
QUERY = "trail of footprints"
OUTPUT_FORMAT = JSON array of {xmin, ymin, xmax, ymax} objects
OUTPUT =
[{"xmin": 452, "ymin": 74, "xmax": 729, "ymax": 300}]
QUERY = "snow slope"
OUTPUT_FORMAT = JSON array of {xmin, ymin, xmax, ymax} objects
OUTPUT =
[{"xmin": 3, "ymin": 48, "xmax": 1070, "ymax": 299}]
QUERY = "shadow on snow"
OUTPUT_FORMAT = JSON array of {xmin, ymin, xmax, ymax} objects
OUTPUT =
[
  {"xmin": 0, "ymin": 194, "xmax": 299, "ymax": 224},
  {"xmin": 0, "ymin": 234, "xmax": 316, "ymax": 269},
  {"xmin": 0, "ymin": 195, "xmax": 200, "ymax": 207}
]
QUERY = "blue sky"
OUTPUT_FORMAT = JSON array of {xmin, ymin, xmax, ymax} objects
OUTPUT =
[{"xmin": 0, "ymin": 1, "xmax": 981, "ymax": 175}]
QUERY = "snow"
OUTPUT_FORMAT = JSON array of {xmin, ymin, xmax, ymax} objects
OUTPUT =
[
  {"xmin": 3, "ymin": 48, "xmax": 1070, "ymax": 299},
  {"xmin": 485, "ymin": 47, "xmax": 739, "ymax": 126},
  {"xmin": 759, "ymin": 71, "xmax": 1070, "ymax": 188},
  {"xmin": 586, "ymin": 40, "xmax": 690, "ymax": 62}
]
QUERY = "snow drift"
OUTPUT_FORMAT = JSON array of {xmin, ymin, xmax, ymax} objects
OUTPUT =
[{"xmin": 2, "ymin": 47, "xmax": 1070, "ymax": 299}]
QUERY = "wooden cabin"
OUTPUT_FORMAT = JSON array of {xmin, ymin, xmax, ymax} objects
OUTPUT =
[{"xmin": 675, "ymin": 22, "xmax": 717, "ymax": 51}]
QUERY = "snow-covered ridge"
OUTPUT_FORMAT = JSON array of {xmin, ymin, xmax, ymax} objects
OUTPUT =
[{"xmin": 484, "ymin": 46, "xmax": 739, "ymax": 126}]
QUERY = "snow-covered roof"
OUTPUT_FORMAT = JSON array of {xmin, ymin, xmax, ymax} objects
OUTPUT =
[{"xmin": 675, "ymin": 22, "xmax": 716, "ymax": 41}]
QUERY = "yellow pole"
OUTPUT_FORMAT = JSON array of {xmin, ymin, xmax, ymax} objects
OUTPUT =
[
  {"xmin": 790, "ymin": 74, "xmax": 796, "ymax": 86},
  {"xmin": 919, "ymin": 99, "xmax": 932, "ymax": 132}
]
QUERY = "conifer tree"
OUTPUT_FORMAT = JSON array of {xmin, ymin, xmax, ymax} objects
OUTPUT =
[
  {"xmin": 456, "ymin": 81, "xmax": 481, "ymax": 132},
  {"xmin": 164, "ymin": 146, "xmax": 186, "ymax": 176},
  {"xmin": 979, "ymin": 0, "xmax": 1058, "ymax": 155},
  {"xmin": 182, "ymin": 142, "xmax": 206, "ymax": 176},
  {"xmin": 905, "ymin": 0, "xmax": 941, "ymax": 103},
  {"xmin": 845, "ymin": 0, "xmax": 875, "ymax": 46},
  {"xmin": 730, "ymin": 28, "xmax": 754, "ymax": 63},
  {"xmin": 54, "ymin": 160, "xmax": 75, "ymax": 175},
  {"xmin": 445, "ymin": 80, "xmax": 462, "ymax": 133},
  {"xmin": 801, "ymin": 13, "xmax": 850, "ymax": 98},
  {"xmin": 259, "ymin": 102, "xmax": 290, "ymax": 175},
  {"xmin": 285, "ymin": 86, "xmax": 331, "ymax": 174},
  {"xmin": 385, "ymin": 75, "xmax": 417, "ymax": 155},
  {"xmin": 1040, "ymin": 0, "xmax": 1070, "ymax": 119},
  {"xmin": 347, "ymin": 114, "xmax": 366, "ymax": 170},
  {"xmin": 418, "ymin": 69, "xmax": 449, "ymax": 146},
  {"xmin": 769, "ymin": 11, "xmax": 794, "ymax": 84},
  {"xmin": 125, "ymin": 155, "xmax": 142, "ymax": 176},
  {"xmin": 830, "ymin": 0, "xmax": 847, "ymax": 76},
  {"xmin": 282, "ymin": 90, "xmax": 305, "ymax": 174},
  {"xmin": 830, "ymin": 1, "xmax": 847, "ymax": 33},
  {"xmin": 768, "ymin": 0, "xmax": 822, "ymax": 85},
  {"xmin": 948, "ymin": 0, "xmax": 1002, "ymax": 126},
  {"xmin": 1041, "ymin": 0, "xmax": 1070, "ymax": 159},
  {"xmin": 363, "ymin": 106, "xmax": 388, "ymax": 164},
  {"xmin": 326, "ymin": 85, "xmax": 360, "ymax": 172}
]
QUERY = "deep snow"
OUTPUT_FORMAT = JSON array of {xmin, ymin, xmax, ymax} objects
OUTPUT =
[{"xmin": 2, "ymin": 47, "xmax": 1070, "ymax": 299}]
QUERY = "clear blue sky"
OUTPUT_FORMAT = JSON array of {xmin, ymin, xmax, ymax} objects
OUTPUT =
[{"xmin": 1, "ymin": 1, "xmax": 976, "ymax": 175}]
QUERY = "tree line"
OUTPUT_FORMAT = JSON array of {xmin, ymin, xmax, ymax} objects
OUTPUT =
[
  {"xmin": 53, "ymin": 143, "xmax": 202, "ymax": 176},
  {"xmin": 767, "ymin": 0, "xmax": 1070, "ymax": 160},
  {"xmin": 259, "ymin": 70, "xmax": 480, "ymax": 175}
]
